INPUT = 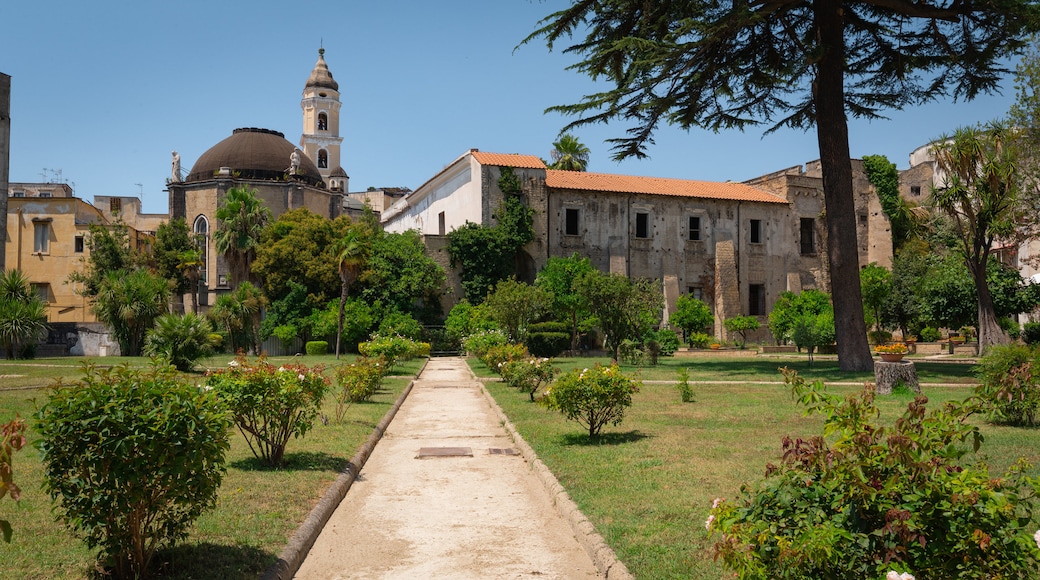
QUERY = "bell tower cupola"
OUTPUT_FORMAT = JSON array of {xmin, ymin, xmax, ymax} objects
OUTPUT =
[{"xmin": 300, "ymin": 48, "xmax": 346, "ymax": 190}]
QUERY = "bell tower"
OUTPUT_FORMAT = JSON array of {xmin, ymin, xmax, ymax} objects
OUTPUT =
[{"xmin": 300, "ymin": 48, "xmax": 345, "ymax": 190}]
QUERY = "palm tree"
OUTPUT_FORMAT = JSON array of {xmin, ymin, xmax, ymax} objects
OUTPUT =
[
  {"xmin": 214, "ymin": 187, "xmax": 271, "ymax": 286},
  {"xmin": 176, "ymin": 249, "xmax": 204, "ymax": 314},
  {"xmin": 549, "ymin": 134, "xmax": 591, "ymax": 171},
  {"xmin": 0, "ymin": 270, "xmax": 49, "ymax": 359},
  {"xmin": 332, "ymin": 228, "xmax": 368, "ymax": 359},
  {"xmin": 92, "ymin": 269, "xmax": 170, "ymax": 357},
  {"xmin": 209, "ymin": 282, "xmax": 266, "ymax": 354}
]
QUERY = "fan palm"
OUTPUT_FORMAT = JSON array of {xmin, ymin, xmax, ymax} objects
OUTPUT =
[
  {"xmin": 549, "ymin": 134, "xmax": 591, "ymax": 172},
  {"xmin": 91, "ymin": 269, "xmax": 170, "ymax": 356},
  {"xmin": 332, "ymin": 228, "xmax": 368, "ymax": 358},
  {"xmin": 214, "ymin": 187, "xmax": 270, "ymax": 286}
]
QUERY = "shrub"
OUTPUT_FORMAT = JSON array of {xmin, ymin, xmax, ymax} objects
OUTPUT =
[
  {"xmin": 358, "ymin": 334, "xmax": 427, "ymax": 372},
  {"xmin": 143, "ymin": 312, "xmax": 214, "ymax": 372},
  {"xmin": 867, "ymin": 329, "xmax": 893, "ymax": 345},
  {"xmin": 36, "ymin": 364, "xmax": 230, "ymax": 578},
  {"xmin": 724, "ymin": 316, "xmax": 760, "ymax": 348},
  {"xmin": 675, "ymin": 367, "xmax": 694, "ymax": 403},
  {"xmin": 918, "ymin": 326, "xmax": 941, "ymax": 342},
  {"xmin": 543, "ymin": 364, "xmax": 640, "ymax": 437},
  {"xmin": 654, "ymin": 328, "xmax": 680, "ymax": 355},
  {"xmin": 334, "ymin": 356, "xmax": 386, "ymax": 418},
  {"xmin": 462, "ymin": 329, "xmax": 509, "ymax": 359},
  {"xmin": 445, "ymin": 300, "xmax": 497, "ymax": 346},
  {"xmin": 272, "ymin": 324, "xmax": 298, "ymax": 352},
  {"xmin": 1022, "ymin": 322, "xmax": 1040, "ymax": 345},
  {"xmin": 483, "ymin": 343, "xmax": 529, "ymax": 374},
  {"xmin": 974, "ymin": 344, "xmax": 1040, "ymax": 426},
  {"xmin": 206, "ymin": 356, "xmax": 329, "ymax": 467},
  {"xmin": 501, "ymin": 357, "xmax": 559, "ymax": 401},
  {"xmin": 999, "ymin": 317, "xmax": 1021, "ymax": 340},
  {"xmin": 708, "ymin": 368, "xmax": 1040, "ymax": 579},
  {"xmin": 377, "ymin": 310, "xmax": 423, "ymax": 341},
  {"xmin": 529, "ymin": 321, "xmax": 569, "ymax": 334},
  {"xmin": 1, "ymin": 416, "xmax": 27, "ymax": 543},
  {"xmin": 670, "ymin": 295, "xmax": 714, "ymax": 340},
  {"xmin": 305, "ymin": 340, "xmax": 328, "ymax": 355},
  {"xmin": 619, "ymin": 338, "xmax": 649, "ymax": 365},
  {"xmin": 687, "ymin": 332, "xmax": 713, "ymax": 349},
  {"xmin": 528, "ymin": 331, "xmax": 570, "ymax": 357}
]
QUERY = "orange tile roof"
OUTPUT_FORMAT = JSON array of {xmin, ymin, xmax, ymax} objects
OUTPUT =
[
  {"xmin": 471, "ymin": 151, "xmax": 546, "ymax": 169},
  {"xmin": 546, "ymin": 169, "xmax": 788, "ymax": 204}
]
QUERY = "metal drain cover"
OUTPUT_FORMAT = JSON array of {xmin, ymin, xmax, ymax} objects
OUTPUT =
[
  {"xmin": 488, "ymin": 448, "xmax": 519, "ymax": 456},
  {"xmin": 416, "ymin": 447, "xmax": 473, "ymax": 458}
]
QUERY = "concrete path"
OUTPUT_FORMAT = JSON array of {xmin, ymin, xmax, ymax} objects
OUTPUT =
[{"xmin": 293, "ymin": 357, "xmax": 604, "ymax": 580}]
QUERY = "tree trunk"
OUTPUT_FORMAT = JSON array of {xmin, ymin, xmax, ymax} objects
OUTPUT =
[
  {"xmin": 336, "ymin": 278, "xmax": 348, "ymax": 359},
  {"xmin": 970, "ymin": 260, "xmax": 1008, "ymax": 355},
  {"xmin": 812, "ymin": 0, "xmax": 874, "ymax": 371}
]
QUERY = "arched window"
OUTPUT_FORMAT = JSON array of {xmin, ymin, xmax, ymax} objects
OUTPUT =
[
  {"xmin": 318, "ymin": 149, "xmax": 328, "ymax": 169},
  {"xmin": 317, "ymin": 112, "xmax": 328, "ymax": 131},
  {"xmin": 193, "ymin": 215, "xmax": 209, "ymax": 283}
]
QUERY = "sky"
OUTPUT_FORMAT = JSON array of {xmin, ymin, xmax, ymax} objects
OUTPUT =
[{"xmin": 1, "ymin": 1, "xmax": 1024, "ymax": 215}]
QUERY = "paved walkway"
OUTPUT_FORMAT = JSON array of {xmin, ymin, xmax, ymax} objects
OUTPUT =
[{"xmin": 293, "ymin": 357, "xmax": 603, "ymax": 580}]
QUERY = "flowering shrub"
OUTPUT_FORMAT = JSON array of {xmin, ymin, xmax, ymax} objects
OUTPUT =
[
  {"xmin": 36, "ymin": 364, "xmax": 230, "ymax": 578},
  {"xmin": 483, "ymin": 343, "xmax": 529, "ymax": 374},
  {"xmin": 206, "ymin": 356, "xmax": 329, "ymax": 467},
  {"xmin": 543, "ymin": 364, "xmax": 640, "ymax": 437},
  {"xmin": 358, "ymin": 334, "xmax": 429, "ymax": 372},
  {"xmin": 874, "ymin": 343, "xmax": 909, "ymax": 354},
  {"xmin": 334, "ymin": 356, "xmax": 386, "ymax": 419},
  {"xmin": 974, "ymin": 344, "xmax": 1040, "ymax": 426},
  {"xmin": 707, "ymin": 367, "xmax": 1040, "ymax": 579},
  {"xmin": 463, "ymin": 329, "xmax": 509, "ymax": 360},
  {"xmin": 1, "ymin": 416, "xmax": 27, "ymax": 543},
  {"xmin": 501, "ymin": 357, "xmax": 559, "ymax": 401}
]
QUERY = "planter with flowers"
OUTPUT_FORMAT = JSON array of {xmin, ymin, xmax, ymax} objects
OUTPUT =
[{"xmin": 875, "ymin": 343, "xmax": 909, "ymax": 362}]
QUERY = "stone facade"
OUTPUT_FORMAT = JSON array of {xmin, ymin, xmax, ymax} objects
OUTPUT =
[{"xmin": 382, "ymin": 149, "xmax": 894, "ymax": 342}]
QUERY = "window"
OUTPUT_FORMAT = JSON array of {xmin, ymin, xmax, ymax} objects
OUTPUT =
[
  {"xmin": 688, "ymin": 286, "xmax": 703, "ymax": 301},
  {"xmin": 800, "ymin": 218, "xmax": 815, "ymax": 255},
  {"xmin": 110, "ymin": 198, "xmax": 122, "ymax": 214},
  {"xmin": 39, "ymin": 191, "xmax": 52, "ymax": 198},
  {"xmin": 910, "ymin": 186, "xmax": 921, "ymax": 196},
  {"xmin": 565, "ymin": 208, "xmax": 580, "ymax": 236},
  {"xmin": 31, "ymin": 283, "xmax": 50, "ymax": 302},
  {"xmin": 635, "ymin": 212, "xmax": 649, "ymax": 239},
  {"xmin": 12, "ymin": 191, "xmax": 24, "ymax": 198},
  {"xmin": 859, "ymin": 213, "xmax": 868, "ymax": 225},
  {"xmin": 193, "ymin": 215, "xmax": 209, "ymax": 284},
  {"xmin": 74, "ymin": 235, "xmax": 84, "ymax": 253},
  {"xmin": 318, "ymin": 112, "xmax": 328, "ymax": 131},
  {"xmin": 33, "ymin": 221, "xmax": 50, "ymax": 253},
  {"xmin": 749, "ymin": 284, "xmax": 766, "ymax": 316},
  {"xmin": 318, "ymin": 149, "xmax": 328, "ymax": 169},
  {"xmin": 438, "ymin": 211, "xmax": 446, "ymax": 236},
  {"xmin": 750, "ymin": 219, "xmax": 762, "ymax": 244},
  {"xmin": 688, "ymin": 216, "xmax": 701, "ymax": 241}
]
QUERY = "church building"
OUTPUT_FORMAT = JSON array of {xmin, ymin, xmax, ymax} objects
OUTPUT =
[{"xmin": 167, "ymin": 49, "xmax": 348, "ymax": 309}]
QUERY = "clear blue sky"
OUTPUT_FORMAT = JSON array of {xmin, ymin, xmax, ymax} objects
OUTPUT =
[{"xmin": 1, "ymin": 1, "xmax": 1021, "ymax": 214}]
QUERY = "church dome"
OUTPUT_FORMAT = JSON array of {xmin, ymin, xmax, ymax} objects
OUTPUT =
[
  {"xmin": 186, "ymin": 128, "xmax": 324, "ymax": 187},
  {"xmin": 305, "ymin": 48, "xmax": 339, "ymax": 92}
]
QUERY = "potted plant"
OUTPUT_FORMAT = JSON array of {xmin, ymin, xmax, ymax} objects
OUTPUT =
[
  {"xmin": 874, "ymin": 343, "xmax": 908, "ymax": 362},
  {"xmin": 710, "ymin": 342, "xmax": 722, "ymax": 350}
]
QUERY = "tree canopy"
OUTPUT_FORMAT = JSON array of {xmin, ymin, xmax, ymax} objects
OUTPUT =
[
  {"xmin": 214, "ymin": 186, "xmax": 270, "ymax": 286},
  {"xmin": 525, "ymin": 0, "xmax": 1040, "ymax": 371},
  {"xmin": 548, "ymin": 133, "xmax": 590, "ymax": 171}
]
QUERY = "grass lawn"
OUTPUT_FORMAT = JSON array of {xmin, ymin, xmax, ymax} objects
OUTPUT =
[
  {"xmin": 0, "ymin": 354, "xmax": 425, "ymax": 580},
  {"xmin": 474, "ymin": 354, "xmax": 1040, "ymax": 579}
]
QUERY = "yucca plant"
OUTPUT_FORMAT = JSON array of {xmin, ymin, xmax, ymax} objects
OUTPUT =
[
  {"xmin": 0, "ymin": 270, "xmax": 49, "ymax": 359},
  {"xmin": 144, "ymin": 312, "xmax": 214, "ymax": 372}
]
